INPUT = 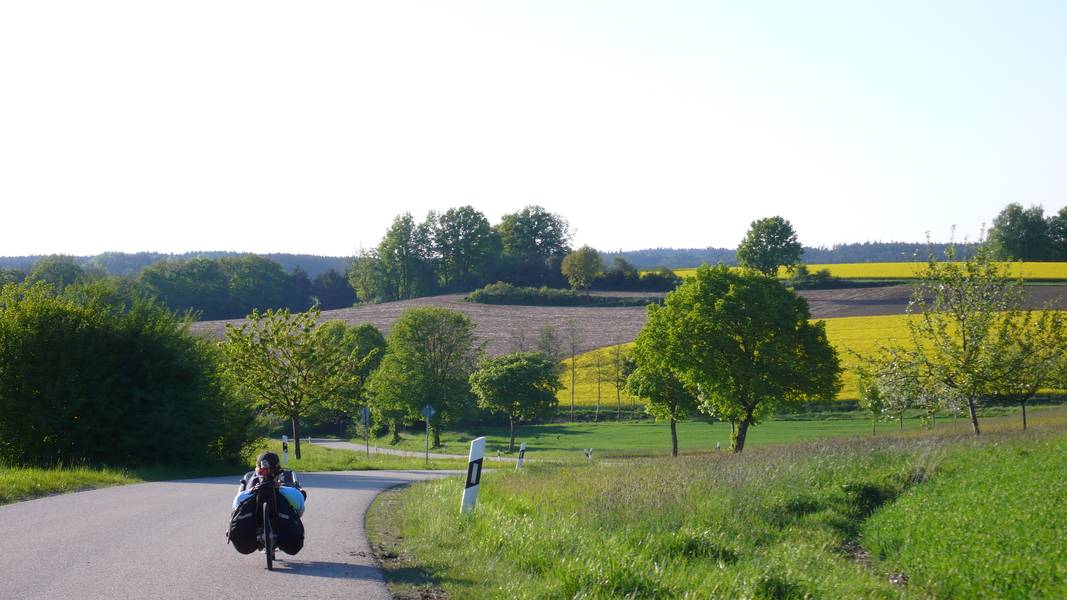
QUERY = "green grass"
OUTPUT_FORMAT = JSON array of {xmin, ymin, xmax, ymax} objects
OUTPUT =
[
  {"xmin": 369, "ymin": 407, "xmax": 1050, "ymax": 460},
  {"xmin": 369, "ymin": 413, "xmax": 1067, "ymax": 599},
  {"xmin": 0, "ymin": 465, "xmax": 138, "ymax": 505},
  {"xmin": 252, "ymin": 438, "xmax": 469, "ymax": 471},
  {"xmin": 864, "ymin": 434, "xmax": 1067, "ymax": 598}
]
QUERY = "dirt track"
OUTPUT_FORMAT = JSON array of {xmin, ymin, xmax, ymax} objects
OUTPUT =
[{"xmin": 190, "ymin": 285, "xmax": 1066, "ymax": 356}]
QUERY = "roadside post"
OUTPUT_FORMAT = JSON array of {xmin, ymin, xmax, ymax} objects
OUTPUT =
[
  {"xmin": 461, "ymin": 436, "xmax": 486, "ymax": 514},
  {"xmin": 281, "ymin": 435, "xmax": 289, "ymax": 467},
  {"xmin": 584, "ymin": 448, "xmax": 593, "ymax": 462},
  {"xmin": 422, "ymin": 404, "xmax": 436, "ymax": 466},
  {"xmin": 515, "ymin": 442, "xmax": 527, "ymax": 470},
  {"xmin": 361, "ymin": 406, "xmax": 371, "ymax": 456}
]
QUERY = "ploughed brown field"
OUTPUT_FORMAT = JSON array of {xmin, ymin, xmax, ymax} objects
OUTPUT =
[{"xmin": 189, "ymin": 285, "xmax": 1066, "ymax": 356}]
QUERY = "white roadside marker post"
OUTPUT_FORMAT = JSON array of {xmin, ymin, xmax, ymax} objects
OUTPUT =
[
  {"xmin": 461, "ymin": 436, "xmax": 486, "ymax": 514},
  {"xmin": 281, "ymin": 435, "xmax": 289, "ymax": 467},
  {"xmin": 584, "ymin": 448, "xmax": 593, "ymax": 462},
  {"xmin": 515, "ymin": 442, "xmax": 527, "ymax": 471},
  {"xmin": 361, "ymin": 406, "xmax": 371, "ymax": 457}
]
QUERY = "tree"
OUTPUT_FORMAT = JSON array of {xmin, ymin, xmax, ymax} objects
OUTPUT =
[
  {"xmin": 989, "ymin": 203, "xmax": 1050, "ymax": 261},
  {"xmin": 889, "ymin": 244, "xmax": 1067, "ymax": 435},
  {"xmin": 311, "ymin": 269, "xmax": 357, "ymax": 309},
  {"xmin": 561, "ymin": 246, "xmax": 603, "ymax": 291},
  {"xmin": 312, "ymin": 321, "xmax": 385, "ymax": 434},
  {"xmin": 641, "ymin": 265, "xmax": 841, "ymax": 452},
  {"xmin": 496, "ymin": 205, "xmax": 572, "ymax": 286},
  {"xmin": 627, "ymin": 325, "xmax": 699, "ymax": 457},
  {"xmin": 372, "ymin": 213, "xmax": 438, "ymax": 301},
  {"xmin": 995, "ymin": 311, "xmax": 1066, "ymax": 430},
  {"xmin": 608, "ymin": 342, "xmax": 630, "ymax": 420},
  {"xmin": 535, "ymin": 324, "xmax": 563, "ymax": 362},
  {"xmin": 736, "ymin": 216, "xmax": 803, "ymax": 276},
  {"xmin": 856, "ymin": 374, "xmax": 886, "ymax": 434},
  {"xmin": 0, "ymin": 269, "xmax": 25, "ymax": 287},
  {"xmin": 1048, "ymin": 206, "xmax": 1067, "ymax": 261},
  {"xmin": 433, "ymin": 206, "xmax": 501, "ymax": 290},
  {"xmin": 365, "ymin": 307, "xmax": 480, "ymax": 447},
  {"xmin": 28, "ymin": 255, "xmax": 85, "ymax": 292},
  {"xmin": 139, "ymin": 258, "xmax": 231, "ymax": 319},
  {"xmin": 470, "ymin": 353, "xmax": 561, "ymax": 451},
  {"xmin": 222, "ymin": 306, "xmax": 371, "ymax": 459}
]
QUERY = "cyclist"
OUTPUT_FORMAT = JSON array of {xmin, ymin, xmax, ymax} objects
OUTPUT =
[{"xmin": 238, "ymin": 451, "xmax": 306, "ymax": 499}]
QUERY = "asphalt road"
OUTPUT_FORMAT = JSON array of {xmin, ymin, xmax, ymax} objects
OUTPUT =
[
  {"xmin": 312, "ymin": 437, "xmax": 519, "ymax": 462},
  {"xmin": 0, "ymin": 470, "xmax": 452, "ymax": 600}
]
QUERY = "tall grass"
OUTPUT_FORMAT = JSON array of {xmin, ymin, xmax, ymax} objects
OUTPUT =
[
  {"xmin": 667, "ymin": 262, "xmax": 1067, "ymax": 280},
  {"xmin": 375, "ymin": 435, "xmax": 985, "ymax": 598},
  {"xmin": 0, "ymin": 465, "xmax": 137, "ymax": 505}
]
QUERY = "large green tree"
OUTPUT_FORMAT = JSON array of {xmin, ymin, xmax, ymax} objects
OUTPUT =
[
  {"xmin": 496, "ymin": 205, "xmax": 572, "ymax": 286},
  {"xmin": 222, "ymin": 306, "xmax": 371, "ymax": 459},
  {"xmin": 736, "ymin": 216, "xmax": 803, "ymax": 277},
  {"xmin": 365, "ymin": 307, "xmax": 480, "ymax": 447},
  {"xmin": 311, "ymin": 321, "xmax": 385, "ymax": 434},
  {"xmin": 470, "ymin": 352, "xmax": 562, "ymax": 451},
  {"xmin": 643, "ymin": 265, "xmax": 841, "ymax": 452},
  {"xmin": 989, "ymin": 203, "xmax": 1051, "ymax": 261},
  {"xmin": 311, "ymin": 269, "xmax": 357, "ymax": 309},
  {"xmin": 28, "ymin": 255, "xmax": 86, "ymax": 292},
  {"xmin": 561, "ymin": 245, "xmax": 603, "ymax": 291},
  {"xmin": 1048, "ymin": 205, "xmax": 1067, "ymax": 261},
  {"xmin": 433, "ymin": 206, "xmax": 501, "ymax": 291}
]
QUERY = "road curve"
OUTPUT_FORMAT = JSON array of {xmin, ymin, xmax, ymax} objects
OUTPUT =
[
  {"xmin": 312, "ymin": 437, "xmax": 519, "ymax": 462},
  {"xmin": 0, "ymin": 470, "xmax": 451, "ymax": 600}
]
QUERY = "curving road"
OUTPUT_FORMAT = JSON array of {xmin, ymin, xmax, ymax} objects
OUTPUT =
[{"xmin": 0, "ymin": 470, "xmax": 452, "ymax": 600}]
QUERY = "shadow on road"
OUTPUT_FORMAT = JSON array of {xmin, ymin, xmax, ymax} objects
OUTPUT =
[{"xmin": 267, "ymin": 560, "xmax": 382, "ymax": 581}]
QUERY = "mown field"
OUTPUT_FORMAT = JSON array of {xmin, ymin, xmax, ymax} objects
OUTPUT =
[
  {"xmin": 368, "ymin": 408, "xmax": 1067, "ymax": 599},
  {"xmin": 668, "ymin": 261, "xmax": 1067, "ymax": 280}
]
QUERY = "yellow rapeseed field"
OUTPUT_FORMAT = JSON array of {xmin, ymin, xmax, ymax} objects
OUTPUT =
[
  {"xmin": 558, "ymin": 311, "xmax": 1065, "ymax": 404},
  {"xmin": 665, "ymin": 262, "xmax": 1067, "ymax": 280}
]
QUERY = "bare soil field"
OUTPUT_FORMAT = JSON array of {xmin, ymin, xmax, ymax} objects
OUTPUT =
[{"xmin": 190, "ymin": 285, "xmax": 1065, "ymax": 356}]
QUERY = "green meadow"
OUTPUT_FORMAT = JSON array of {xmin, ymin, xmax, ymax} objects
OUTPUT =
[{"xmin": 369, "ymin": 408, "xmax": 1067, "ymax": 599}]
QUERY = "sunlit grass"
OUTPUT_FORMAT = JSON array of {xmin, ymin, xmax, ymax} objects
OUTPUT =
[{"xmin": 0, "ymin": 465, "xmax": 138, "ymax": 505}]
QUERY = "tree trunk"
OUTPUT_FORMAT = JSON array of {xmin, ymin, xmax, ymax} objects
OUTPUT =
[
  {"xmin": 898, "ymin": 414, "xmax": 903, "ymax": 431},
  {"xmin": 432, "ymin": 422, "xmax": 441, "ymax": 448},
  {"xmin": 616, "ymin": 386, "xmax": 622, "ymax": 421},
  {"xmin": 732, "ymin": 417, "xmax": 751, "ymax": 453},
  {"xmin": 1021, "ymin": 401, "xmax": 1028, "ymax": 431},
  {"xmin": 872, "ymin": 417, "xmax": 876, "ymax": 435},
  {"xmin": 967, "ymin": 396, "xmax": 981, "ymax": 436},
  {"xmin": 670, "ymin": 417, "xmax": 678, "ymax": 457},
  {"xmin": 291, "ymin": 415, "xmax": 302, "ymax": 460},
  {"xmin": 509, "ymin": 417, "xmax": 516, "ymax": 452},
  {"xmin": 389, "ymin": 419, "xmax": 401, "ymax": 445},
  {"xmin": 570, "ymin": 359, "xmax": 576, "ymax": 421}
]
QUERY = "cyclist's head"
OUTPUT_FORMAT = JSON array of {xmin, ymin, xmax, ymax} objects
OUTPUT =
[{"xmin": 256, "ymin": 452, "xmax": 281, "ymax": 476}]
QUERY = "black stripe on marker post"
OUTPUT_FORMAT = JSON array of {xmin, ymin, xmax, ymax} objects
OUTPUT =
[{"xmin": 465, "ymin": 458, "xmax": 483, "ymax": 489}]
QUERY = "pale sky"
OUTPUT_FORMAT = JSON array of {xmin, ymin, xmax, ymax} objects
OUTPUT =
[{"xmin": 1, "ymin": 1, "xmax": 1065, "ymax": 257}]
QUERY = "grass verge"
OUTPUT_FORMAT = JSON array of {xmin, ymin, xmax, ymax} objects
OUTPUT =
[
  {"xmin": 369, "ymin": 422, "xmax": 1067, "ymax": 598},
  {"xmin": 0, "ymin": 465, "xmax": 139, "ymax": 505}
]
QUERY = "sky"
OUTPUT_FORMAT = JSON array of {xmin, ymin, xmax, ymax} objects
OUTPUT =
[{"xmin": 1, "ymin": 1, "xmax": 1065, "ymax": 257}]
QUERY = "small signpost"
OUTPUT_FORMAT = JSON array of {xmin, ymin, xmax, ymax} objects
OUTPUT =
[
  {"xmin": 515, "ymin": 442, "xmax": 527, "ymax": 470},
  {"xmin": 584, "ymin": 448, "xmax": 593, "ymax": 462},
  {"xmin": 281, "ymin": 435, "xmax": 289, "ymax": 467},
  {"xmin": 361, "ymin": 406, "xmax": 371, "ymax": 456},
  {"xmin": 461, "ymin": 436, "xmax": 486, "ymax": 514},
  {"xmin": 422, "ymin": 404, "xmax": 436, "ymax": 466}
]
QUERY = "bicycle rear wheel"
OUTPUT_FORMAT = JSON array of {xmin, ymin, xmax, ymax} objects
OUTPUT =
[{"xmin": 262, "ymin": 501, "xmax": 274, "ymax": 571}]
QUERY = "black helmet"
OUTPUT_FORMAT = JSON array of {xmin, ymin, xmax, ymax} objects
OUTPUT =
[{"xmin": 256, "ymin": 451, "xmax": 281, "ymax": 475}]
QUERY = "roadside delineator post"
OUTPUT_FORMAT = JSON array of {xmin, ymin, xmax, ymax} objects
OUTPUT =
[
  {"xmin": 422, "ymin": 404, "xmax": 436, "ymax": 466},
  {"xmin": 461, "ymin": 436, "xmax": 486, "ymax": 514},
  {"xmin": 282, "ymin": 435, "xmax": 289, "ymax": 467},
  {"xmin": 584, "ymin": 448, "xmax": 593, "ymax": 462},
  {"xmin": 515, "ymin": 442, "xmax": 527, "ymax": 471},
  {"xmin": 361, "ymin": 406, "xmax": 371, "ymax": 457}
]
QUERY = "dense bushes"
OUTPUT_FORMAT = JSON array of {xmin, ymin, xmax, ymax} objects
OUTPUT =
[
  {"xmin": 0, "ymin": 281, "xmax": 256, "ymax": 467},
  {"xmin": 466, "ymin": 282, "xmax": 659, "ymax": 307}
]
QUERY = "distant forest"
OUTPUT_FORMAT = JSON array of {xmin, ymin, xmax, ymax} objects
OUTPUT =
[{"xmin": 0, "ymin": 241, "xmax": 980, "ymax": 278}]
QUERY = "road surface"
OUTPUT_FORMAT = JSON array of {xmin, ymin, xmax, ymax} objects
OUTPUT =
[
  {"xmin": 312, "ymin": 437, "xmax": 519, "ymax": 462},
  {"xmin": 0, "ymin": 470, "xmax": 452, "ymax": 600}
]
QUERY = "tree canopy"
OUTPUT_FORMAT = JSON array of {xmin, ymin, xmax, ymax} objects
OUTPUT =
[
  {"xmin": 561, "ymin": 245, "xmax": 603, "ymax": 291},
  {"xmin": 642, "ymin": 265, "xmax": 841, "ymax": 451},
  {"xmin": 470, "ymin": 352, "xmax": 562, "ymax": 451},
  {"xmin": 736, "ymin": 216, "xmax": 803, "ymax": 276}
]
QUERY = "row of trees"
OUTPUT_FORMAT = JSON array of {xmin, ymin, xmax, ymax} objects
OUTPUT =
[
  {"xmin": 988, "ymin": 202, "xmax": 1067, "ymax": 261},
  {"xmin": 350, "ymin": 205, "xmax": 574, "ymax": 302},
  {"xmin": 858, "ymin": 245, "xmax": 1067, "ymax": 434},
  {"xmin": 1, "ymin": 254, "xmax": 357, "ymax": 321}
]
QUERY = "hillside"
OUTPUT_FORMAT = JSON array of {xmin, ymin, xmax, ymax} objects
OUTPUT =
[{"xmin": 191, "ymin": 285, "xmax": 1067, "ymax": 357}]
